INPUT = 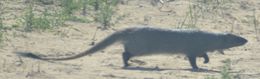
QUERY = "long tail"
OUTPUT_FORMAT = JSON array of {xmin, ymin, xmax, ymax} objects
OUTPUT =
[{"xmin": 17, "ymin": 31, "xmax": 126, "ymax": 60}]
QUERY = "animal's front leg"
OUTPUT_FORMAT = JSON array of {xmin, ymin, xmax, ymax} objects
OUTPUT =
[
  {"xmin": 187, "ymin": 55, "xmax": 199, "ymax": 71},
  {"xmin": 201, "ymin": 53, "xmax": 209, "ymax": 64}
]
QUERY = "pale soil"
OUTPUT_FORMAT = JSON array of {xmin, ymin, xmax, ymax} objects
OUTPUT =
[{"xmin": 0, "ymin": 0, "xmax": 260, "ymax": 79}]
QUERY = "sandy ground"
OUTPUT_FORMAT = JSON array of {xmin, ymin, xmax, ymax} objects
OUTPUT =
[{"xmin": 0, "ymin": 0, "xmax": 260, "ymax": 79}]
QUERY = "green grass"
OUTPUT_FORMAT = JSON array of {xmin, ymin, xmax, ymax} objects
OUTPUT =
[
  {"xmin": 18, "ymin": 0, "xmax": 119, "ymax": 31},
  {"xmin": 187, "ymin": 3, "xmax": 199, "ymax": 28},
  {"xmin": 60, "ymin": 0, "xmax": 80, "ymax": 19},
  {"xmin": 205, "ymin": 75, "xmax": 218, "ymax": 79},
  {"xmin": 0, "ymin": 3, "xmax": 4, "ymax": 44},
  {"xmin": 195, "ymin": 0, "xmax": 233, "ymax": 18},
  {"xmin": 60, "ymin": 0, "xmax": 90, "ymax": 22},
  {"xmin": 21, "ymin": 1, "xmax": 53, "ymax": 32},
  {"xmin": 17, "ymin": 0, "xmax": 92, "ymax": 32},
  {"xmin": 220, "ymin": 59, "xmax": 232, "ymax": 79},
  {"xmin": 0, "ymin": 17, "xmax": 3, "ymax": 30},
  {"xmin": 23, "ymin": 4, "xmax": 53, "ymax": 31},
  {"xmin": 61, "ymin": 0, "xmax": 81, "ymax": 15},
  {"xmin": 0, "ymin": 17, "xmax": 3, "ymax": 34},
  {"xmin": 94, "ymin": 0, "xmax": 119, "ymax": 29},
  {"xmin": 19, "ymin": 1, "xmax": 64, "ymax": 32},
  {"xmin": 0, "ymin": 32, "xmax": 3, "ymax": 45},
  {"xmin": 253, "ymin": 9, "xmax": 259, "ymax": 41},
  {"xmin": 23, "ymin": 2, "xmax": 34, "ymax": 32},
  {"xmin": 178, "ymin": 0, "xmax": 233, "ymax": 29},
  {"xmin": 205, "ymin": 59, "xmax": 233, "ymax": 79},
  {"xmin": 177, "ymin": 1, "xmax": 199, "ymax": 29}
]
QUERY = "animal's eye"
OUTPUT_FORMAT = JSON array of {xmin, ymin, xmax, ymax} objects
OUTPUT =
[{"xmin": 223, "ymin": 35, "xmax": 230, "ymax": 41}]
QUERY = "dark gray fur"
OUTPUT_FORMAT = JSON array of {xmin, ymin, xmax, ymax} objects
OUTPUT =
[{"xmin": 18, "ymin": 26, "xmax": 247, "ymax": 71}]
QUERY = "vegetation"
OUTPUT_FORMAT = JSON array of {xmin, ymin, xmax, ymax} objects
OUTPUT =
[
  {"xmin": 0, "ymin": 18, "xmax": 3, "ymax": 44},
  {"xmin": 220, "ymin": 59, "xmax": 232, "ymax": 79},
  {"xmin": 60, "ymin": 0, "xmax": 88, "ymax": 22},
  {"xmin": 94, "ymin": 0, "xmax": 119, "ymax": 29},
  {"xmin": 0, "ymin": 16, "xmax": 3, "ymax": 30},
  {"xmin": 0, "ymin": 1, "xmax": 4, "ymax": 44},
  {"xmin": 17, "ymin": 0, "xmax": 119, "ymax": 32},
  {"xmin": 205, "ymin": 59, "xmax": 233, "ymax": 79},
  {"xmin": 178, "ymin": 0, "xmax": 233, "ymax": 29},
  {"xmin": 253, "ymin": 9, "xmax": 259, "ymax": 41},
  {"xmin": 20, "ymin": 1, "xmax": 53, "ymax": 32}
]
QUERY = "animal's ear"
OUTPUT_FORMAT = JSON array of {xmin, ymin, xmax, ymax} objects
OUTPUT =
[
  {"xmin": 222, "ymin": 33, "xmax": 228, "ymax": 37},
  {"xmin": 222, "ymin": 33, "xmax": 232, "ymax": 42},
  {"xmin": 225, "ymin": 33, "xmax": 236, "ymax": 38},
  {"xmin": 226, "ymin": 33, "xmax": 233, "ymax": 36}
]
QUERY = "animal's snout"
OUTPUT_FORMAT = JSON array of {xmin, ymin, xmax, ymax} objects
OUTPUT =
[{"xmin": 239, "ymin": 37, "xmax": 248, "ymax": 45}]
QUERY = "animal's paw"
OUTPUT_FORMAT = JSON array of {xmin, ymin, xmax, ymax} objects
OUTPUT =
[
  {"xmin": 191, "ymin": 68, "xmax": 199, "ymax": 72},
  {"xmin": 203, "ymin": 60, "xmax": 209, "ymax": 64},
  {"xmin": 191, "ymin": 68, "xmax": 209, "ymax": 72}
]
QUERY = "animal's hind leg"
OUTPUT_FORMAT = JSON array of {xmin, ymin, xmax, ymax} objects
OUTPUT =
[{"xmin": 122, "ymin": 51, "xmax": 132, "ymax": 67}]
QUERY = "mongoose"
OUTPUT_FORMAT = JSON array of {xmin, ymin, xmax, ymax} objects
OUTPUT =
[{"xmin": 17, "ymin": 26, "xmax": 247, "ymax": 71}]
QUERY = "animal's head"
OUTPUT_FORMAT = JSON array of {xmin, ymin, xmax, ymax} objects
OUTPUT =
[{"xmin": 222, "ymin": 33, "xmax": 247, "ymax": 49}]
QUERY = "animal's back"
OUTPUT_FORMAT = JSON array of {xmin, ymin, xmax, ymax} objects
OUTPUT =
[{"xmin": 120, "ymin": 27, "xmax": 224, "ymax": 56}]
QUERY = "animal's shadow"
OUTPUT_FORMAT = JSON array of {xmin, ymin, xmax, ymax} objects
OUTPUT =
[
  {"xmin": 15, "ymin": 51, "xmax": 80, "ymax": 66},
  {"xmin": 16, "ymin": 51, "xmax": 239, "ymax": 73},
  {"xmin": 122, "ymin": 66, "xmax": 222, "ymax": 73}
]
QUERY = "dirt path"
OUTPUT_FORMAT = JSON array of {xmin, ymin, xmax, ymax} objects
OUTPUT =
[{"xmin": 0, "ymin": 0, "xmax": 260, "ymax": 79}]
